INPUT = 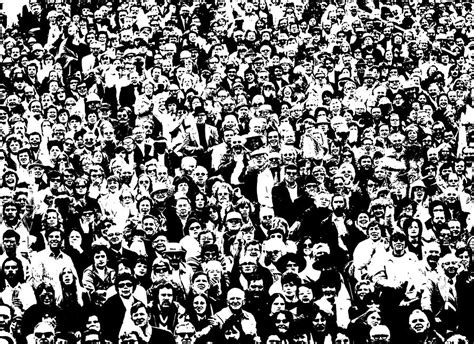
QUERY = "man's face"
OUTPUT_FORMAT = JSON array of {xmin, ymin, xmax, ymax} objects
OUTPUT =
[
  {"xmin": 107, "ymin": 228, "xmax": 123, "ymax": 246},
  {"xmin": 47, "ymin": 231, "xmax": 62, "ymax": 250},
  {"xmin": 3, "ymin": 261, "xmax": 19, "ymax": 280},
  {"xmin": 285, "ymin": 168, "xmax": 297, "ymax": 184},
  {"xmin": 94, "ymin": 251, "xmax": 107, "ymax": 268},
  {"xmin": 131, "ymin": 306, "xmax": 149, "ymax": 327},
  {"xmin": 4, "ymin": 206, "xmax": 17, "ymax": 220},
  {"xmin": 409, "ymin": 312, "xmax": 429, "ymax": 334},
  {"xmin": 158, "ymin": 288, "xmax": 174, "ymax": 308},
  {"xmin": 176, "ymin": 199, "xmax": 191, "ymax": 217},
  {"xmin": 248, "ymin": 280, "xmax": 264, "ymax": 298},
  {"xmin": 193, "ymin": 168, "xmax": 208, "ymax": 186},
  {"xmin": 0, "ymin": 306, "xmax": 11, "ymax": 331},
  {"xmin": 143, "ymin": 218, "xmax": 157, "ymax": 237},
  {"xmin": 227, "ymin": 293, "xmax": 244, "ymax": 312},
  {"xmin": 442, "ymin": 259, "xmax": 458, "ymax": 277},
  {"xmin": 85, "ymin": 315, "xmax": 101, "ymax": 332},
  {"xmin": 3, "ymin": 237, "xmax": 17, "ymax": 253}
]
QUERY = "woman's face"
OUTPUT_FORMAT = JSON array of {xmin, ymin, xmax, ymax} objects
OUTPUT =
[
  {"xmin": 5, "ymin": 174, "xmax": 15, "ymax": 185},
  {"xmin": 107, "ymin": 179, "xmax": 119, "ymax": 192},
  {"xmin": 408, "ymin": 221, "xmax": 420, "ymax": 238},
  {"xmin": 39, "ymin": 288, "xmax": 54, "ymax": 306},
  {"xmin": 303, "ymin": 239, "xmax": 313, "ymax": 256},
  {"xmin": 177, "ymin": 182, "xmax": 189, "ymax": 194},
  {"xmin": 195, "ymin": 194, "xmax": 206, "ymax": 209},
  {"xmin": 69, "ymin": 230, "xmax": 82, "ymax": 246},
  {"xmin": 367, "ymin": 312, "xmax": 381, "ymax": 327},
  {"xmin": 139, "ymin": 200, "xmax": 151, "ymax": 214},
  {"xmin": 271, "ymin": 297, "xmax": 286, "ymax": 314},
  {"xmin": 193, "ymin": 295, "xmax": 207, "ymax": 315},
  {"xmin": 209, "ymin": 208, "xmax": 218, "ymax": 221},
  {"xmin": 134, "ymin": 262, "xmax": 147, "ymax": 277},
  {"xmin": 458, "ymin": 251, "xmax": 470, "ymax": 270},
  {"xmin": 62, "ymin": 269, "xmax": 74, "ymax": 285},
  {"xmin": 46, "ymin": 211, "xmax": 58, "ymax": 227},
  {"xmin": 298, "ymin": 286, "xmax": 313, "ymax": 303},
  {"xmin": 92, "ymin": 152, "xmax": 103, "ymax": 164}
]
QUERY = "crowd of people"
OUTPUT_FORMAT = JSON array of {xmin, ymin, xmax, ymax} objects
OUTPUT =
[{"xmin": 0, "ymin": 0, "xmax": 474, "ymax": 343}]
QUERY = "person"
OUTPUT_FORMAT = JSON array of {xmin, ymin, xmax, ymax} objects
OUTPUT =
[
  {"xmin": 130, "ymin": 300, "xmax": 176, "ymax": 344},
  {"xmin": 210, "ymin": 288, "xmax": 257, "ymax": 338},
  {"xmin": 100, "ymin": 273, "xmax": 140, "ymax": 342},
  {"xmin": 32, "ymin": 321, "xmax": 55, "ymax": 344},
  {"xmin": 82, "ymin": 243, "xmax": 116, "ymax": 307},
  {"xmin": 29, "ymin": 228, "xmax": 77, "ymax": 287},
  {"xmin": 0, "ymin": 257, "xmax": 36, "ymax": 315},
  {"xmin": 406, "ymin": 309, "xmax": 443, "ymax": 344},
  {"xmin": 0, "ymin": 0, "xmax": 474, "ymax": 342},
  {"xmin": 149, "ymin": 282, "xmax": 186, "ymax": 332}
]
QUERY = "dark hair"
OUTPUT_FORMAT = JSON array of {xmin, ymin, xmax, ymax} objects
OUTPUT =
[{"xmin": 130, "ymin": 300, "xmax": 148, "ymax": 315}]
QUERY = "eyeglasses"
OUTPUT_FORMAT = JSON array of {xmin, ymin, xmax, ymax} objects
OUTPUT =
[
  {"xmin": 118, "ymin": 282, "xmax": 133, "ymax": 288},
  {"xmin": 153, "ymin": 267, "xmax": 168, "ymax": 273},
  {"xmin": 34, "ymin": 332, "xmax": 54, "ymax": 338},
  {"xmin": 276, "ymin": 319, "xmax": 289, "ymax": 323},
  {"xmin": 176, "ymin": 332, "xmax": 194, "ymax": 338}
]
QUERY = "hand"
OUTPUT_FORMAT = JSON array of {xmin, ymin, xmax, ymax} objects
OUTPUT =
[{"xmin": 209, "ymin": 317, "xmax": 219, "ymax": 327}]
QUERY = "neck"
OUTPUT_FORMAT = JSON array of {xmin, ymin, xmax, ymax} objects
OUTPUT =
[
  {"xmin": 50, "ymin": 247, "xmax": 61, "ymax": 256},
  {"xmin": 6, "ymin": 278, "xmax": 19, "ymax": 287},
  {"xmin": 392, "ymin": 250, "xmax": 404, "ymax": 257}
]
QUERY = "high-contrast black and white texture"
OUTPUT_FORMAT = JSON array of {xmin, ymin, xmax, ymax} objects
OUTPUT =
[{"xmin": 0, "ymin": 1, "xmax": 473, "ymax": 344}]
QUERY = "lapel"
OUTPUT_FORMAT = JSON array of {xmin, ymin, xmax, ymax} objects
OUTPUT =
[{"xmin": 204, "ymin": 125, "xmax": 210, "ymax": 145}]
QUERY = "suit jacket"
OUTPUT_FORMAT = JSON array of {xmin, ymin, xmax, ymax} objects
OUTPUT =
[
  {"xmin": 421, "ymin": 274, "xmax": 459, "ymax": 334},
  {"xmin": 119, "ymin": 83, "xmax": 141, "ymax": 108},
  {"xmin": 150, "ymin": 327, "xmax": 176, "ymax": 344},
  {"xmin": 184, "ymin": 123, "xmax": 219, "ymax": 152},
  {"xmin": 164, "ymin": 208, "xmax": 187, "ymax": 242},
  {"xmin": 272, "ymin": 182, "xmax": 300, "ymax": 225},
  {"xmin": 101, "ymin": 294, "xmax": 140, "ymax": 342},
  {"xmin": 107, "ymin": 246, "xmax": 138, "ymax": 270}
]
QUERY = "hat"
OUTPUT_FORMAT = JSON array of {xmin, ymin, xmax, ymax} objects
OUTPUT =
[
  {"xmin": 164, "ymin": 242, "xmax": 186, "ymax": 255},
  {"xmin": 276, "ymin": 253, "xmax": 307, "ymax": 273},
  {"xmin": 226, "ymin": 211, "xmax": 243, "ymax": 221},
  {"xmin": 85, "ymin": 93, "xmax": 101, "ymax": 103},
  {"xmin": 28, "ymin": 160, "xmax": 45, "ymax": 169},
  {"xmin": 250, "ymin": 147, "xmax": 268, "ymax": 157},
  {"xmin": 152, "ymin": 182, "xmax": 168, "ymax": 193},
  {"xmin": 31, "ymin": 43, "xmax": 44, "ymax": 52},
  {"xmin": 194, "ymin": 106, "xmax": 206, "ymax": 116},
  {"xmin": 123, "ymin": 48, "xmax": 136, "ymax": 57}
]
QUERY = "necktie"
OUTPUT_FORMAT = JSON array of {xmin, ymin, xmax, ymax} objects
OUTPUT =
[{"xmin": 445, "ymin": 278, "xmax": 457, "ymax": 311}]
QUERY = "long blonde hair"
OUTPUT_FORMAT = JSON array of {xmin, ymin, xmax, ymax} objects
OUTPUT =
[{"xmin": 55, "ymin": 266, "xmax": 85, "ymax": 307}]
